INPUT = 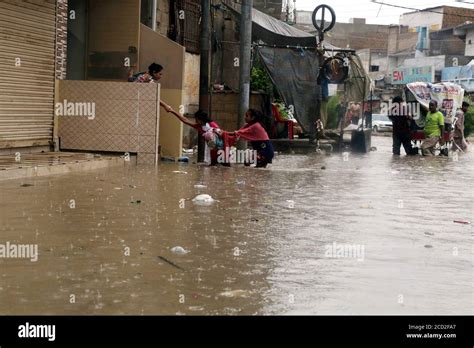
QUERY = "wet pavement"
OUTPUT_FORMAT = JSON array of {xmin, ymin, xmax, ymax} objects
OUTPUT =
[{"xmin": 0, "ymin": 136, "xmax": 472, "ymax": 315}]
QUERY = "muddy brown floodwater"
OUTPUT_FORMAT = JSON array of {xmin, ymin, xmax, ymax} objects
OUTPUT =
[{"xmin": 0, "ymin": 137, "xmax": 472, "ymax": 315}]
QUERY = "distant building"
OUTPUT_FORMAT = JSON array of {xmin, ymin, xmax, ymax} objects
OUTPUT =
[
  {"xmin": 400, "ymin": 6, "xmax": 474, "ymax": 31},
  {"xmin": 386, "ymin": 6, "xmax": 473, "ymax": 84},
  {"xmin": 454, "ymin": 22, "xmax": 474, "ymax": 56},
  {"xmin": 295, "ymin": 13, "xmax": 390, "ymax": 51}
]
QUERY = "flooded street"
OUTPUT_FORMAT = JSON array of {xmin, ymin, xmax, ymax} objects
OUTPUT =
[{"xmin": 0, "ymin": 136, "xmax": 472, "ymax": 315}]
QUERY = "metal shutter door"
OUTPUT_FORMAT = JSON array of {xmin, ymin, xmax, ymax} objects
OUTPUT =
[{"xmin": 0, "ymin": 0, "xmax": 56, "ymax": 149}]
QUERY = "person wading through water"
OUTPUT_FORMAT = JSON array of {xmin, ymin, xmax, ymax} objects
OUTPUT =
[
  {"xmin": 389, "ymin": 96, "xmax": 416, "ymax": 156},
  {"xmin": 421, "ymin": 100, "xmax": 445, "ymax": 156}
]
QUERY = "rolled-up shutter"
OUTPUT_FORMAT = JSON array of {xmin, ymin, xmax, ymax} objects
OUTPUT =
[{"xmin": 0, "ymin": 0, "xmax": 56, "ymax": 149}]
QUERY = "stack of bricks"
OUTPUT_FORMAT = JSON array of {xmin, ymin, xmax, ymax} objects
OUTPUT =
[{"xmin": 55, "ymin": 0, "xmax": 68, "ymax": 80}]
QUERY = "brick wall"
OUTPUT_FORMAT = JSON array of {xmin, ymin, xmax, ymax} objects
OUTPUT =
[
  {"xmin": 55, "ymin": 0, "xmax": 68, "ymax": 80},
  {"xmin": 442, "ymin": 6, "xmax": 474, "ymax": 29},
  {"xmin": 326, "ymin": 22, "xmax": 390, "ymax": 51},
  {"xmin": 211, "ymin": 92, "xmax": 265, "ymax": 132},
  {"xmin": 388, "ymin": 26, "xmax": 418, "ymax": 55}
]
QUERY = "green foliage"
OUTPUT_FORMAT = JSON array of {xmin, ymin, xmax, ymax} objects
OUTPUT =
[
  {"xmin": 250, "ymin": 66, "xmax": 273, "ymax": 94},
  {"xmin": 463, "ymin": 96, "xmax": 474, "ymax": 138},
  {"xmin": 464, "ymin": 107, "xmax": 474, "ymax": 138},
  {"xmin": 326, "ymin": 95, "xmax": 341, "ymax": 129}
]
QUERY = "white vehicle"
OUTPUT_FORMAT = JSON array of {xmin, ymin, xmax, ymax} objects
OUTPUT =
[{"xmin": 372, "ymin": 114, "xmax": 392, "ymax": 133}]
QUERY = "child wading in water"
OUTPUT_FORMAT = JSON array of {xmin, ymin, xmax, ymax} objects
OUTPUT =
[
  {"xmin": 168, "ymin": 108, "xmax": 223, "ymax": 165},
  {"xmin": 221, "ymin": 109, "xmax": 274, "ymax": 168}
]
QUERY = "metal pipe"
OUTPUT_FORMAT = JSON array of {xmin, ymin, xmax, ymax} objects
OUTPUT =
[
  {"xmin": 198, "ymin": 0, "xmax": 211, "ymax": 162},
  {"xmin": 238, "ymin": 0, "xmax": 253, "ymax": 131},
  {"xmin": 152, "ymin": 0, "xmax": 157, "ymax": 31}
]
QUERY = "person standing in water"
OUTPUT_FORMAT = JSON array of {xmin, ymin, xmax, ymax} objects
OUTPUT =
[
  {"xmin": 421, "ymin": 100, "xmax": 445, "ymax": 156},
  {"xmin": 452, "ymin": 101, "xmax": 469, "ymax": 152},
  {"xmin": 220, "ymin": 109, "xmax": 274, "ymax": 168},
  {"xmin": 167, "ymin": 108, "xmax": 222, "ymax": 166},
  {"xmin": 389, "ymin": 96, "xmax": 415, "ymax": 156}
]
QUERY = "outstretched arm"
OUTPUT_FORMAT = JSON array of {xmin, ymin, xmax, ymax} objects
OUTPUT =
[
  {"xmin": 215, "ymin": 129, "xmax": 235, "ymax": 136},
  {"xmin": 160, "ymin": 100, "xmax": 172, "ymax": 112},
  {"xmin": 167, "ymin": 108, "xmax": 197, "ymax": 127}
]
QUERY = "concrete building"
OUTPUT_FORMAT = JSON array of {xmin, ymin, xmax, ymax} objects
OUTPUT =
[
  {"xmin": 385, "ymin": 6, "xmax": 473, "ymax": 84},
  {"xmin": 0, "ymin": 0, "xmax": 68, "ymax": 153},
  {"xmin": 0, "ymin": 0, "xmax": 198, "ymax": 159},
  {"xmin": 454, "ymin": 22, "xmax": 474, "ymax": 56},
  {"xmin": 400, "ymin": 6, "xmax": 474, "ymax": 31}
]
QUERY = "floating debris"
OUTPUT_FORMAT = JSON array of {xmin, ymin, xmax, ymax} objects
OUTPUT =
[
  {"xmin": 172, "ymin": 171, "xmax": 188, "ymax": 174},
  {"xmin": 453, "ymin": 220, "xmax": 471, "ymax": 225},
  {"xmin": 218, "ymin": 290, "xmax": 252, "ymax": 298},
  {"xmin": 170, "ymin": 246, "xmax": 189, "ymax": 255},
  {"xmin": 158, "ymin": 256, "xmax": 185, "ymax": 271},
  {"xmin": 194, "ymin": 184, "xmax": 207, "ymax": 189},
  {"xmin": 192, "ymin": 194, "xmax": 215, "ymax": 205},
  {"xmin": 130, "ymin": 200, "xmax": 142, "ymax": 204},
  {"xmin": 20, "ymin": 184, "xmax": 33, "ymax": 187}
]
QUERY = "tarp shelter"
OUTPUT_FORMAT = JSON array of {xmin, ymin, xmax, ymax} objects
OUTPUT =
[
  {"xmin": 222, "ymin": 0, "xmax": 371, "ymax": 134},
  {"xmin": 257, "ymin": 47, "xmax": 320, "ymax": 133}
]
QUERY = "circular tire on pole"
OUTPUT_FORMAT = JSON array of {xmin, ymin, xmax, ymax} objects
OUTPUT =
[{"xmin": 312, "ymin": 4, "xmax": 336, "ymax": 34}]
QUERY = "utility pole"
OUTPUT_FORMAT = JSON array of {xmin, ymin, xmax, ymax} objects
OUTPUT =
[
  {"xmin": 198, "ymin": 0, "xmax": 211, "ymax": 162},
  {"xmin": 239, "ymin": 0, "xmax": 253, "ymax": 134}
]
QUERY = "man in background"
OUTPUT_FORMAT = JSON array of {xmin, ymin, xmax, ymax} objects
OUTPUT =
[
  {"xmin": 389, "ymin": 96, "xmax": 415, "ymax": 156},
  {"xmin": 452, "ymin": 101, "xmax": 469, "ymax": 152}
]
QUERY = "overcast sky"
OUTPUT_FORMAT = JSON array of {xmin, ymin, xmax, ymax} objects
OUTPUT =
[{"xmin": 294, "ymin": 0, "xmax": 474, "ymax": 25}]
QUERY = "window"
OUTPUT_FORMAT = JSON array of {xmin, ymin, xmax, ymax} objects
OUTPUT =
[
  {"xmin": 370, "ymin": 65, "xmax": 379, "ymax": 72},
  {"xmin": 169, "ymin": 0, "xmax": 201, "ymax": 54},
  {"xmin": 141, "ymin": 0, "xmax": 153, "ymax": 28}
]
